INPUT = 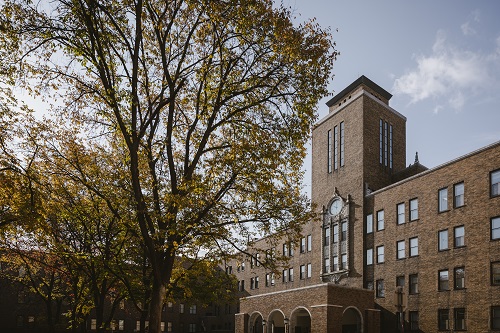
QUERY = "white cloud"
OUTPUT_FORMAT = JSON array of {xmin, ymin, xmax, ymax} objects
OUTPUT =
[
  {"xmin": 393, "ymin": 30, "xmax": 498, "ymax": 112},
  {"xmin": 461, "ymin": 9, "xmax": 480, "ymax": 36}
]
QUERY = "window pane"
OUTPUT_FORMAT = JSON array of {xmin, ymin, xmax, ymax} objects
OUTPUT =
[
  {"xmin": 454, "ymin": 308, "xmax": 466, "ymax": 330},
  {"xmin": 366, "ymin": 248, "xmax": 373, "ymax": 265},
  {"xmin": 410, "ymin": 199, "xmax": 418, "ymax": 220},
  {"xmin": 307, "ymin": 235, "xmax": 312, "ymax": 251},
  {"xmin": 410, "ymin": 311, "xmax": 419, "ymax": 330},
  {"xmin": 307, "ymin": 263, "xmax": 312, "ymax": 278},
  {"xmin": 492, "ymin": 262, "xmax": 500, "ymax": 285},
  {"xmin": 492, "ymin": 217, "xmax": 500, "ymax": 240},
  {"xmin": 366, "ymin": 214, "xmax": 373, "ymax": 234},
  {"xmin": 410, "ymin": 237, "xmax": 418, "ymax": 256},
  {"xmin": 492, "ymin": 306, "xmax": 500, "ymax": 329},
  {"xmin": 455, "ymin": 226, "xmax": 465, "ymax": 247},
  {"xmin": 397, "ymin": 203, "xmax": 405, "ymax": 224},
  {"xmin": 333, "ymin": 225, "xmax": 339, "ymax": 243},
  {"xmin": 377, "ymin": 210, "xmax": 384, "ymax": 230},
  {"xmin": 439, "ymin": 270, "xmax": 449, "ymax": 291},
  {"xmin": 397, "ymin": 240, "xmax": 405, "ymax": 259},
  {"xmin": 492, "ymin": 170, "xmax": 500, "ymax": 197},
  {"xmin": 376, "ymin": 279, "xmax": 385, "ymax": 297},
  {"xmin": 327, "ymin": 129, "xmax": 332, "ymax": 173},
  {"xmin": 438, "ymin": 309, "xmax": 449, "ymax": 330},
  {"xmin": 438, "ymin": 188, "xmax": 448, "ymax": 212},
  {"xmin": 439, "ymin": 230, "xmax": 448, "ymax": 251},
  {"xmin": 454, "ymin": 267, "xmax": 465, "ymax": 289},
  {"xmin": 410, "ymin": 274, "xmax": 418, "ymax": 294},
  {"xmin": 377, "ymin": 246, "xmax": 385, "ymax": 263},
  {"xmin": 454, "ymin": 183, "xmax": 464, "ymax": 207}
]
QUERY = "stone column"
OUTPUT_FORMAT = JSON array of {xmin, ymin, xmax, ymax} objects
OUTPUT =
[{"xmin": 235, "ymin": 313, "xmax": 249, "ymax": 333}]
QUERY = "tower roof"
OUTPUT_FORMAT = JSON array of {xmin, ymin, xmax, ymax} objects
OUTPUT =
[{"xmin": 326, "ymin": 75, "xmax": 392, "ymax": 107}]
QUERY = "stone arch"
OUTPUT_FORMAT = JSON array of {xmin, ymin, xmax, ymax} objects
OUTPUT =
[
  {"xmin": 290, "ymin": 306, "xmax": 311, "ymax": 333},
  {"xmin": 249, "ymin": 311, "xmax": 265, "ymax": 333},
  {"xmin": 342, "ymin": 306, "xmax": 363, "ymax": 333},
  {"xmin": 267, "ymin": 309, "xmax": 286, "ymax": 333}
]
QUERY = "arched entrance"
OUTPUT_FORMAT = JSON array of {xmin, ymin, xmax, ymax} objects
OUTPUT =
[
  {"xmin": 249, "ymin": 312, "xmax": 265, "ymax": 333},
  {"xmin": 290, "ymin": 307, "xmax": 311, "ymax": 333},
  {"xmin": 267, "ymin": 310, "xmax": 286, "ymax": 333},
  {"xmin": 342, "ymin": 307, "xmax": 362, "ymax": 333}
]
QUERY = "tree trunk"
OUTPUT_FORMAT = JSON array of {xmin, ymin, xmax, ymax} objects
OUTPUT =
[{"xmin": 148, "ymin": 278, "xmax": 166, "ymax": 333}]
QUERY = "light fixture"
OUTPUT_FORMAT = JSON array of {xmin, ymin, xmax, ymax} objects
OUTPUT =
[
  {"xmin": 262, "ymin": 319, "xmax": 266, "ymax": 326},
  {"xmin": 284, "ymin": 318, "xmax": 289, "ymax": 326}
]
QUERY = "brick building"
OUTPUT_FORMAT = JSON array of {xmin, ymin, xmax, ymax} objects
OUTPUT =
[{"xmin": 233, "ymin": 76, "xmax": 500, "ymax": 333}]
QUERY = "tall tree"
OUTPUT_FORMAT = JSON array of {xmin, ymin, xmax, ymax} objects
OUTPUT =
[{"xmin": 0, "ymin": 1, "xmax": 336, "ymax": 332}]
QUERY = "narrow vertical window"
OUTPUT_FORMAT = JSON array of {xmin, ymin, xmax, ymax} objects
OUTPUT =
[
  {"xmin": 397, "ymin": 240, "xmax": 405, "ymax": 259},
  {"xmin": 324, "ymin": 258, "xmax": 330, "ymax": 273},
  {"xmin": 409, "ymin": 274, "xmax": 418, "ymax": 294},
  {"xmin": 327, "ymin": 129, "xmax": 332, "ymax": 173},
  {"xmin": 492, "ymin": 261, "xmax": 500, "ymax": 285},
  {"xmin": 492, "ymin": 216, "xmax": 500, "ymax": 240},
  {"xmin": 333, "ymin": 256, "xmax": 338, "ymax": 271},
  {"xmin": 454, "ymin": 226, "xmax": 465, "ymax": 247},
  {"xmin": 376, "ymin": 279, "xmax": 385, "ymax": 297},
  {"xmin": 491, "ymin": 169, "xmax": 500, "ymax": 197},
  {"xmin": 377, "ymin": 245, "xmax": 385, "ymax": 263},
  {"xmin": 340, "ymin": 121, "xmax": 345, "ymax": 167},
  {"xmin": 438, "ymin": 269, "xmax": 449, "ymax": 291},
  {"xmin": 409, "ymin": 311, "xmax": 419, "ymax": 331},
  {"xmin": 438, "ymin": 187, "xmax": 448, "ymax": 212},
  {"xmin": 307, "ymin": 234, "xmax": 312, "ymax": 251},
  {"xmin": 438, "ymin": 229, "xmax": 448, "ymax": 251},
  {"xmin": 379, "ymin": 119, "xmax": 383, "ymax": 164},
  {"xmin": 454, "ymin": 308, "xmax": 466, "ymax": 330},
  {"xmin": 333, "ymin": 224, "xmax": 339, "ymax": 243},
  {"xmin": 454, "ymin": 182, "xmax": 464, "ymax": 208},
  {"xmin": 438, "ymin": 309, "xmax": 449, "ymax": 330},
  {"xmin": 409, "ymin": 198, "xmax": 418, "ymax": 221},
  {"xmin": 334, "ymin": 125, "xmax": 339, "ymax": 170},
  {"xmin": 384, "ymin": 121, "xmax": 388, "ymax": 166},
  {"xmin": 300, "ymin": 237, "xmax": 306, "ymax": 253},
  {"xmin": 397, "ymin": 203, "xmax": 405, "ymax": 225},
  {"xmin": 300, "ymin": 265, "xmax": 305, "ymax": 279},
  {"xmin": 409, "ymin": 237, "xmax": 418, "ymax": 256},
  {"xmin": 341, "ymin": 254, "xmax": 347, "ymax": 269},
  {"xmin": 377, "ymin": 210, "xmax": 384, "ymax": 231},
  {"xmin": 341, "ymin": 222, "xmax": 347, "ymax": 241},
  {"xmin": 492, "ymin": 306, "xmax": 500, "ymax": 329},
  {"xmin": 324, "ymin": 226, "xmax": 330, "ymax": 244},
  {"xmin": 288, "ymin": 268, "xmax": 293, "ymax": 282},
  {"xmin": 396, "ymin": 275, "xmax": 405, "ymax": 288},
  {"xmin": 454, "ymin": 267, "xmax": 465, "ymax": 289},
  {"xmin": 366, "ymin": 248, "xmax": 373, "ymax": 265},
  {"xmin": 366, "ymin": 214, "xmax": 373, "ymax": 234},
  {"xmin": 307, "ymin": 263, "xmax": 312, "ymax": 278},
  {"xmin": 389, "ymin": 124, "xmax": 393, "ymax": 169}
]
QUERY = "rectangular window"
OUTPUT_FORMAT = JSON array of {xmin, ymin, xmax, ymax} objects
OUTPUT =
[
  {"xmin": 282, "ymin": 269, "xmax": 288, "ymax": 283},
  {"xmin": 334, "ymin": 125, "xmax": 339, "ymax": 170},
  {"xmin": 307, "ymin": 263, "xmax": 312, "ymax": 278},
  {"xmin": 255, "ymin": 253, "xmax": 260, "ymax": 266},
  {"xmin": 454, "ymin": 226, "xmax": 465, "ymax": 247},
  {"xmin": 333, "ymin": 224, "xmax": 339, "ymax": 243},
  {"xmin": 409, "ymin": 311, "xmax": 419, "ymax": 331},
  {"xmin": 397, "ymin": 240, "xmax": 405, "ymax": 259},
  {"xmin": 438, "ymin": 270, "xmax": 449, "ymax": 291},
  {"xmin": 189, "ymin": 305, "xmax": 196, "ymax": 314},
  {"xmin": 492, "ymin": 216, "xmax": 500, "ymax": 240},
  {"xmin": 307, "ymin": 234, "xmax": 312, "ymax": 251},
  {"xmin": 377, "ymin": 210, "xmax": 385, "ymax": 231},
  {"xmin": 409, "ymin": 237, "xmax": 418, "ymax": 257},
  {"xmin": 324, "ymin": 227, "xmax": 330, "ymax": 244},
  {"xmin": 492, "ymin": 306, "xmax": 500, "ymax": 329},
  {"xmin": 491, "ymin": 169, "xmax": 500, "ymax": 197},
  {"xmin": 333, "ymin": 256, "xmax": 338, "ymax": 271},
  {"xmin": 410, "ymin": 198, "xmax": 418, "ymax": 221},
  {"xmin": 492, "ymin": 261, "xmax": 500, "ymax": 285},
  {"xmin": 438, "ymin": 229, "xmax": 449, "ymax": 251},
  {"xmin": 239, "ymin": 280, "xmax": 245, "ymax": 291},
  {"xmin": 91, "ymin": 319, "xmax": 97, "ymax": 330},
  {"xmin": 180, "ymin": 304, "xmax": 184, "ymax": 314},
  {"xmin": 377, "ymin": 245, "xmax": 385, "ymax": 263},
  {"xmin": 300, "ymin": 237, "xmax": 306, "ymax": 253},
  {"xmin": 389, "ymin": 124, "xmax": 393, "ymax": 169},
  {"xmin": 283, "ymin": 243, "xmax": 288, "ymax": 256},
  {"xmin": 189, "ymin": 324, "xmax": 196, "ymax": 333},
  {"xmin": 340, "ymin": 122, "xmax": 345, "ymax": 167},
  {"xmin": 379, "ymin": 119, "xmax": 383, "ymax": 164},
  {"xmin": 438, "ymin": 309, "xmax": 449, "ymax": 330},
  {"xmin": 384, "ymin": 121, "xmax": 388, "ymax": 166},
  {"xmin": 454, "ymin": 308, "xmax": 466, "ymax": 330},
  {"xmin": 409, "ymin": 274, "xmax": 418, "ymax": 294},
  {"xmin": 324, "ymin": 258, "xmax": 330, "ymax": 273},
  {"xmin": 160, "ymin": 322, "xmax": 164, "ymax": 332},
  {"xmin": 168, "ymin": 322, "xmax": 173, "ymax": 332},
  {"xmin": 341, "ymin": 222, "xmax": 347, "ymax": 241},
  {"xmin": 454, "ymin": 267, "xmax": 465, "ymax": 289},
  {"xmin": 265, "ymin": 273, "xmax": 270, "ymax": 287},
  {"xmin": 271, "ymin": 273, "xmax": 275, "ymax": 285},
  {"xmin": 366, "ymin": 248, "xmax": 373, "ymax": 266},
  {"xmin": 376, "ymin": 279, "xmax": 385, "ymax": 297},
  {"xmin": 438, "ymin": 187, "xmax": 448, "ymax": 212},
  {"xmin": 288, "ymin": 268, "xmax": 293, "ymax": 282},
  {"xmin": 341, "ymin": 254, "xmax": 347, "ymax": 269},
  {"xmin": 397, "ymin": 203, "xmax": 405, "ymax": 224},
  {"xmin": 300, "ymin": 265, "xmax": 305, "ymax": 280},
  {"xmin": 396, "ymin": 275, "xmax": 405, "ymax": 288},
  {"xmin": 366, "ymin": 214, "xmax": 373, "ymax": 234},
  {"xmin": 454, "ymin": 182, "xmax": 464, "ymax": 208},
  {"xmin": 255, "ymin": 276, "xmax": 259, "ymax": 288},
  {"xmin": 327, "ymin": 129, "xmax": 332, "ymax": 173}
]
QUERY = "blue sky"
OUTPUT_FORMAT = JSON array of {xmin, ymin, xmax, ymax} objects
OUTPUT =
[{"xmin": 290, "ymin": 0, "xmax": 500, "ymax": 195}]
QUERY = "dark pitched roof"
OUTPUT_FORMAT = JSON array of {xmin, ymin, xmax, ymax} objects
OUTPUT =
[{"xmin": 326, "ymin": 75, "xmax": 392, "ymax": 107}]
